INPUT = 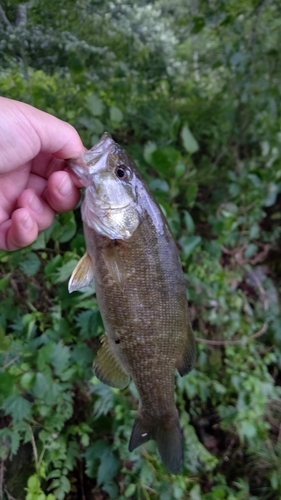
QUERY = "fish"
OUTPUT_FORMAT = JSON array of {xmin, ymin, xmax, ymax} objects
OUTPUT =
[{"xmin": 67, "ymin": 132, "xmax": 196, "ymax": 474}]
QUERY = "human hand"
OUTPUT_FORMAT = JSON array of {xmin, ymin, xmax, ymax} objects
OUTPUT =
[{"xmin": 0, "ymin": 97, "xmax": 85, "ymax": 251}]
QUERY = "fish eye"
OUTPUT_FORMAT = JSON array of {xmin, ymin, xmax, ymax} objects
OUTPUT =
[{"xmin": 115, "ymin": 165, "xmax": 130, "ymax": 180}]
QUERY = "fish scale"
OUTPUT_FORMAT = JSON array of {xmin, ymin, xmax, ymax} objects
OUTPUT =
[{"xmin": 68, "ymin": 132, "xmax": 196, "ymax": 474}]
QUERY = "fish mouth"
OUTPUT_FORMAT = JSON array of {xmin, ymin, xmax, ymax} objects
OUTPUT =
[{"xmin": 67, "ymin": 132, "xmax": 116, "ymax": 186}]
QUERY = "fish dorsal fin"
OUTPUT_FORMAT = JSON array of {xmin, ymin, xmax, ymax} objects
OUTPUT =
[
  {"xmin": 177, "ymin": 320, "xmax": 196, "ymax": 376},
  {"xmin": 68, "ymin": 252, "xmax": 94, "ymax": 293},
  {"xmin": 102, "ymin": 244, "xmax": 127, "ymax": 289},
  {"xmin": 94, "ymin": 334, "xmax": 130, "ymax": 389}
]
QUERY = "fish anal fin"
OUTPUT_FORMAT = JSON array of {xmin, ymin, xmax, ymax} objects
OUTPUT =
[
  {"xmin": 102, "ymin": 244, "xmax": 127, "ymax": 289},
  {"xmin": 177, "ymin": 321, "xmax": 196, "ymax": 376},
  {"xmin": 94, "ymin": 334, "xmax": 130, "ymax": 390},
  {"xmin": 129, "ymin": 413, "xmax": 183, "ymax": 475},
  {"xmin": 68, "ymin": 252, "xmax": 94, "ymax": 293}
]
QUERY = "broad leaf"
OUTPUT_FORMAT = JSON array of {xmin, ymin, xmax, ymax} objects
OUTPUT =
[{"xmin": 181, "ymin": 125, "xmax": 199, "ymax": 154}]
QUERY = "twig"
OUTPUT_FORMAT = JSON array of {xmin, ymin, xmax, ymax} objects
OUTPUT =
[
  {"xmin": 221, "ymin": 243, "xmax": 270, "ymax": 268},
  {"xmin": 79, "ymin": 459, "xmax": 86, "ymax": 500},
  {"xmin": 248, "ymin": 270, "xmax": 269, "ymax": 311},
  {"xmin": 143, "ymin": 484, "xmax": 157, "ymax": 494},
  {"xmin": 0, "ymin": 460, "xmax": 4, "ymax": 498},
  {"xmin": 195, "ymin": 264, "xmax": 269, "ymax": 346},
  {"xmin": 141, "ymin": 485, "xmax": 151, "ymax": 500},
  {"xmin": 0, "ymin": 5, "xmax": 11, "ymax": 26},
  {"xmin": 4, "ymin": 489, "xmax": 18, "ymax": 500},
  {"xmin": 195, "ymin": 321, "xmax": 268, "ymax": 346},
  {"xmin": 277, "ymin": 424, "xmax": 281, "ymax": 444},
  {"xmin": 2, "ymin": 356, "xmax": 20, "ymax": 372},
  {"xmin": 213, "ymin": 148, "xmax": 227, "ymax": 167},
  {"xmin": 29, "ymin": 426, "xmax": 39, "ymax": 469}
]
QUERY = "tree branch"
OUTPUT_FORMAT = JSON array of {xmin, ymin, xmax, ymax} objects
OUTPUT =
[
  {"xmin": 0, "ymin": 5, "xmax": 11, "ymax": 26},
  {"xmin": 195, "ymin": 321, "xmax": 268, "ymax": 346}
]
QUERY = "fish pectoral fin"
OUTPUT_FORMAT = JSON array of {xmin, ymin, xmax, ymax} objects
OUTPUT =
[
  {"xmin": 68, "ymin": 252, "xmax": 94, "ymax": 293},
  {"xmin": 177, "ymin": 321, "xmax": 196, "ymax": 376},
  {"xmin": 94, "ymin": 334, "xmax": 130, "ymax": 389},
  {"xmin": 102, "ymin": 245, "xmax": 127, "ymax": 289}
]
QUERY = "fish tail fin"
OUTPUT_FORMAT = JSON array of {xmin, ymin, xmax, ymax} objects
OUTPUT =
[{"xmin": 129, "ymin": 413, "xmax": 184, "ymax": 475}]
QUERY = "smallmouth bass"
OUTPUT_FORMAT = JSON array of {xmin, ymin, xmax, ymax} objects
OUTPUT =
[{"xmin": 68, "ymin": 133, "xmax": 195, "ymax": 474}]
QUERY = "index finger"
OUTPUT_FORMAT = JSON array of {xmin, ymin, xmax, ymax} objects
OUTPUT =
[{"xmin": 0, "ymin": 97, "xmax": 85, "ymax": 174}]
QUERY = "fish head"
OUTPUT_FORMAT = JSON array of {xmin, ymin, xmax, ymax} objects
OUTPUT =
[{"xmin": 68, "ymin": 133, "xmax": 141, "ymax": 240}]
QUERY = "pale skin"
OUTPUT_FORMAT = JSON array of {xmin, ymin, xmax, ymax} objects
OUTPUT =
[{"xmin": 0, "ymin": 97, "xmax": 85, "ymax": 251}]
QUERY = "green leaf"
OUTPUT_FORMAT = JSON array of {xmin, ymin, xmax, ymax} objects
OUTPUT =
[
  {"xmin": 103, "ymin": 481, "xmax": 119, "ymax": 500},
  {"xmin": 181, "ymin": 125, "xmax": 199, "ymax": 154},
  {"xmin": 60, "ymin": 475, "xmax": 71, "ymax": 493},
  {"xmin": 270, "ymin": 470, "xmax": 279, "ymax": 491},
  {"xmin": 10, "ymin": 429, "xmax": 20, "ymax": 456},
  {"xmin": 149, "ymin": 178, "xmax": 169, "ymax": 193},
  {"xmin": 0, "ymin": 275, "xmax": 9, "ymax": 290},
  {"xmin": 53, "ymin": 259, "xmax": 78, "ymax": 284},
  {"xmin": 52, "ymin": 212, "xmax": 77, "ymax": 243},
  {"xmin": 125, "ymin": 484, "xmax": 136, "ymax": 498},
  {"xmin": 240, "ymin": 421, "xmax": 257, "ymax": 439},
  {"xmin": 186, "ymin": 183, "xmax": 198, "ymax": 206},
  {"xmin": 85, "ymin": 440, "xmax": 109, "ymax": 461},
  {"xmin": 2, "ymin": 396, "xmax": 31, "ymax": 422},
  {"xmin": 110, "ymin": 106, "xmax": 123, "ymax": 123},
  {"xmin": 0, "ymin": 328, "xmax": 12, "ymax": 353},
  {"xmin": 32, "ymin": 232, "xmax": 47, "ymax": 250},
  {"xmin": 44, "ymin": 255, "xmax": 63, "ymax": 281},
  {"xmin": 49, "ymin": 342, "xmax": 70, "ymax": 376},
  {"xmin": 263, "ymin": 183, "xmax": 279, "ymax": 207},
  {"xmin": 92, "ymin": 383, "xmax": 115, "ymax": 418},
  {"xmin": 86, "ymin": 93, "xmax": 104, "ymax": 116},
  {"xmin": 79, "ymin": 117, "xmax": 104, "ymax": 134},
  {"xmin": 183, "ymin": 211, "xmax": 195, "ymax": 235},
  {"xmin": 27, "ymin": 474, "xmax": 41, "ymax": 491},
  {"xmin": 0, "ymin": 373, "xmax": 17, "ymax": 401},
  {"xmin": 180, "ymin": 235, "xmax": 201, "ymax": 259},
  {"xmin": 32, "ymin": 372, "xmax": 50, "ymax": 399},
  {"xmin": 76, "ymin": 310, "xmax": 101, "ymax": 338},
  {"xmin": 191, "ymin": 16, "xmax": 205, "ymax": 34},
  {"xmin": 20, "ymin": 372, "xmax": 35, "ymax": 390},
  {"xmin": 97, "ymin": 448, "xmax": 120, "ymax": 486},
  {"xmin": 143, "ymin": 141, "xmax": 157, "ymax": 163},
  {"xmin": 85, "ymin": 440, "xmax": 110, "ymax": 478},
  {"xmin": 78, "ymin": 116, "xmax": 96, "ymax": 130},
  {"xmin": 190, "ymin": 484, "xmax": 201, "ymax": 500},
  {"xmin": 20, "ymin": 252, "xmax": 41, "ymax": 276},
  {"xmin": 244, "ymin": 244, "xmax": 258, "ymax": 259},
  {"xmin": 230, "ymin": 52, "xmax": 244, "ymax": 66},
  {"xmin": 150, "ymin": 147, "xmax": 181, "ymax": 175},
  {"xmin": 175, "ymin": 162, "xmax": 186, "ymax": 177}
]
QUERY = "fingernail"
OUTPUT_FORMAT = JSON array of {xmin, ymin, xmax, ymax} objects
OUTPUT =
[
  {"xmin": 22, "ymin": 213, "xmax": 34, "ymax": 230},
  {"xmin": 57, "ymin": 175, "xmax": 72, "ymax": 197},
  {"xmin": 28, "ymin": 192, "xmax": 43, "ymax": 213}
]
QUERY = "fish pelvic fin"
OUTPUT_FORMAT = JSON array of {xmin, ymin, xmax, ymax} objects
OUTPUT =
[
  {"xmin": 177, "ymin": 320, "xmax": 196, "ymax": 376},
  {"xmin": 129, "ymin": 413, "xmax": 184, "ymax": 475},
  {"xmin": 68, "ymin": 252, "xmax": 94, "ymax": 293},
  {"xmin": 102, "ymin": 244, "xmax": 127, "ymax": 290},
  {"xmin": 94, "ymin": 334, "xmax": 130, "ymax": 390}
]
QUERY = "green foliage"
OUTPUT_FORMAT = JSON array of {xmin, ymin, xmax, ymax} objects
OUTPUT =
[{"xmin": 1, "ymin": 0, "xmax": 281, "ymax": 498}]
